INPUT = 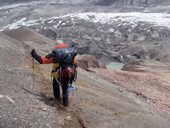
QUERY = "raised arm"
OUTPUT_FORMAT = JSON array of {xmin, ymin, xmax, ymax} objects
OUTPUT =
[{"xmin": 31, "ymin": 49, "xmax": 54, "ymax": 64}]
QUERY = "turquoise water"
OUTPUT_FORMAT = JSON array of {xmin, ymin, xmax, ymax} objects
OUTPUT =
[{"xmin": 106, "ymin": 62, "xmax": 124, "ymax": 70}]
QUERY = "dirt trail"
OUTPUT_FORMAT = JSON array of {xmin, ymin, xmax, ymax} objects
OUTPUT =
[{"xmin": 1, "ymin": 28, "xmax": 170, "ymax": 128}]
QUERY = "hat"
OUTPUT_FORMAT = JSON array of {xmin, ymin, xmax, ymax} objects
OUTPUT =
[{"xmin": 56, "ymin": 39, "xmax": 64, "ymax": 45}]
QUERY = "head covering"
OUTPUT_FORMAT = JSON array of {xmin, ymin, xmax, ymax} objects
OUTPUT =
[
  {"xmin": 54, "ymin": 43, "xmax": 69, "ymax": 49},
  {"xmin": 56, "ymin": 39, "xmax": 64, "ymax": 45},
  {"xmin": 54, "ymin": 39, "xmax": 68, "ymax": 49}
]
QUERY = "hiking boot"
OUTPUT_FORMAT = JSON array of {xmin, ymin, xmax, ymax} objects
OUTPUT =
[
  {"xmin": 63, "ymin": 95, "xmax": 69, "ymax": 107},
  {"xmin": 63, "ymin": 100, "xmax": 69, "ymax": 107}
]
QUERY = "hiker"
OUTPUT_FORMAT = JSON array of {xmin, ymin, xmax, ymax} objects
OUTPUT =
[
  {"xmin": 31, "ymin": 42, "xmax": 77, "ymax": 106},
  {"xmin": 51, "ymin": 40, "xmax": 69, "ymax": 103}
]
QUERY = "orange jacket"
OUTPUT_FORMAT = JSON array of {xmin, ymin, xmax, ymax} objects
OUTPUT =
[{"xmin": 41, "ymin": 43, "xmax": 69, "ymax": 64}]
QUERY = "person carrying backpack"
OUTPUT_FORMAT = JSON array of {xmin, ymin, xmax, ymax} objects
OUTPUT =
[{"xmin": 31, "ymin": 44, "xmax": 77, "ymax": 106}]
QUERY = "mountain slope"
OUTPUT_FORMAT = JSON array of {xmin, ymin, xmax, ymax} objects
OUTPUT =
[
  {"xmin": 3, "ymin": 12, "xmax": 170, "ymax": 64},
  {"xmin": 0, "ymin": 28, "xmax": 170, "ymax": 128}
]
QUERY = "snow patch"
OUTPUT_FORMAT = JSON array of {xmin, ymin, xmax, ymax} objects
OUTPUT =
[
  {"xmin": 48, "ymin": 20, "xmax": 54, "ymax": 24},
  {"xmin": 1, "ymin": 12, "xmax": 170, "ymax": 31},
  {"xmin": 0, "ymin": 18, "xmax": 39, "ymax": 31}
]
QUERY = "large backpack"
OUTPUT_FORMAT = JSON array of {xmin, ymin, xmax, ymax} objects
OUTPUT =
[{"xmin": 52, "ymin": 47, "xmax": 77, "ymax": 68}]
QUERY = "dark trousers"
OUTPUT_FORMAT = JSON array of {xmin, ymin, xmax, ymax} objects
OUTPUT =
[
  {"xmin": 52, "ymin": 78, "xmax": 69, "ymax": 106},
  {"xmin": 52, "ymin": 78, "xmax": 60, "ymax": 99}
]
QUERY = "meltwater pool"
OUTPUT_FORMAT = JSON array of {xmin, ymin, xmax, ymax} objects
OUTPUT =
[{"xmin": 106, "ymin": 62, "xmax": 124, "ymax": 70}]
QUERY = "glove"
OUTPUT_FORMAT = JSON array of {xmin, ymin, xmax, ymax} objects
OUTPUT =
[
  {"xmin": 30, "ymin": 49, "xmax": 43, "ymax": 64},
  {"xmin": 31, "ymin": 49, "xmax": 36, "ymax": 58}
]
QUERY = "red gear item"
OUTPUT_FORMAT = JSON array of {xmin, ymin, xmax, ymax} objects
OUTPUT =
[
  {"xmin": 61, "ymin": 67, "xmax": 76, "ymax": 79},
  {"xmin": 41, "ymin": 43, "xmax": 69, "ymax": 64},
  {"xmin": 54, "ymin": 43, "xmax": 69, "ymax": 49},
  {"xmin": 41, "ymin": 56, "xmax": 53, "ymax": 64}
]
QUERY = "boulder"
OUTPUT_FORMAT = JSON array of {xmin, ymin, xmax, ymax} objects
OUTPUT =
[
  {"xmin": 76, "ymin": 54, "xmax": 106, "ymax": 70},
  {"xmin": 121, "ymin": 61, "xmax": 144, "ymax": 72}
]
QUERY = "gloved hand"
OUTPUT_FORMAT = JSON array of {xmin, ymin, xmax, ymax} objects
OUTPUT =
[
  {"xmin": 31, "ymin": 49, "xmax": 36, "ymax": 58},
  {"xmin": 30, "ymin": 49, "xmax": 43, "ymax": 64}
]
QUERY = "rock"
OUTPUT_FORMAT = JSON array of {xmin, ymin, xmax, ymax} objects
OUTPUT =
[
  {"xmin": 76, "ymin": 54, "xmax": 106, "ymax": 70},
  {"xmin": 121, "ymin": 61, "xmax": 142, "ymax": 72},
  {"xmin": 42, "ymin": 107, "xmax": 47, "ymax": 111},
  {"xmin": 118, "ymin": 88, "xmax": 123, "ymax": 93},
  {"xmin": 5, "ymin": 95, "xmax": 15, "ymax": 104},
  {"xmin": 65, "ymin": 116, "xmax": 72, "ymax": 121},
  {"xmin": 0, "ymin": 95, "xmax": 4, "ymax": 98}
]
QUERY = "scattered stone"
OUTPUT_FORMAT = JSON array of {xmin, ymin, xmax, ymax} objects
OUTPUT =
[
  {"xmin": 5, "ymin": 95, "xmax": 15, "ymax": 104},
  {"xmin": 118, "ymin": 88, "xmax": 123, "ymax": 93},
  {"xmin": 46, "ymin": 124, "xmax": 52, "ymax": 128},
  {"xmin": 15, "ymin": 71, "xmax": 19, "ymax": 75},
  {"xmin": 42, "ymin": 107, "xmax": 47, "ymax": 111},
  {"xmin": 65, "ymin": 116, "xmax": 72, "ymax": 121},
  {"xmin": 0, "ymin": 95, "xmax": 4, "ymax": 98},
  {"xmin": 113, "ymin": 112, "xmax": 119, "ymax": 115}
]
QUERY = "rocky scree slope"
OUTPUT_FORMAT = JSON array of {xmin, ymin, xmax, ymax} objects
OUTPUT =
[
  {"xmin": 0, "ymin": 28, "xmax": 92, "ymax": 128},
  {"xmin": 1, "ymin": 28, "xmax": 170, "ymax": 128},
  {"xmin": 90, "ymin": 60, "xmax": 170, "ymax": 118},
  {"xmin": 0, "ymin": 29, "xmax": 62, "ymax": 128}
]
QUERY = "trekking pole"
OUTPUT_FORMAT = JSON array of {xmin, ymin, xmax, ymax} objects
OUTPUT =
[{"xmin": 32, "ymin": 57, "xmax": 35, "ymax": 91}]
